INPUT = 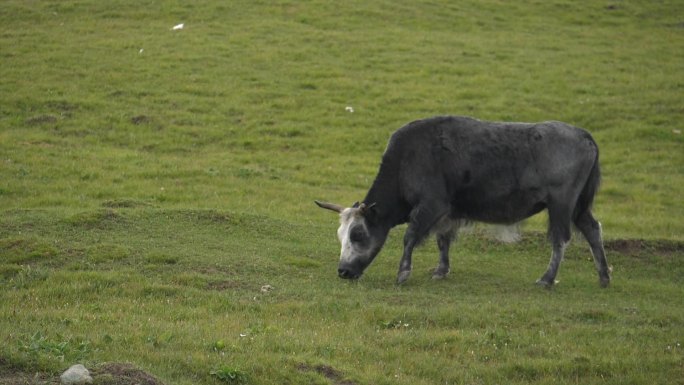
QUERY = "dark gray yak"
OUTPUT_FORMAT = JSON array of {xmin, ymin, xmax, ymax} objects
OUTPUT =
[{"xmin": 316, "ymin": 116, "xmax": 610, "ymax": 287}]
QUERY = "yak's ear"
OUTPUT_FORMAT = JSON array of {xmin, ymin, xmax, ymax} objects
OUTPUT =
[
  {"xmin": 315, "ymin": 200, "xmax": 345, "ymax": 213},
  {"xmin": 358, "ymin": 202, "xmax": 376, "ymax": 213},
  {"xmin": 352, "ymin": 201, "xmax": 360, "ymax": 208},
  {"xmin": 359, "ymin": 202, "xmax": 378, "ymax": 222}
]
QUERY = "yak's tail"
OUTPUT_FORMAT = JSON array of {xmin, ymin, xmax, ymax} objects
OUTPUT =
[{"xmin": 573, "ymin": 149, "xmax": 601, "ymax": 222}]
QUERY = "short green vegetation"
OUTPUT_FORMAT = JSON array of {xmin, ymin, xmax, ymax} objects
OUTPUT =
[{"xmin": 1, "ymin": 1, "xmax": 682, "ymax": 384}]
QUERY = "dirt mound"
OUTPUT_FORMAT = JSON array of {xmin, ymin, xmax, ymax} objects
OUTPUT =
[
  {"xmin": 0, "ymin": 360, "xmax": 165, "ymax": 385},
  {"xmin": 92, "ymin": 363, "xmax": 166, "ymax": 385},
  {"xmin": 604, "ymin": 239, "xmax": 683, "ymax": 257}
]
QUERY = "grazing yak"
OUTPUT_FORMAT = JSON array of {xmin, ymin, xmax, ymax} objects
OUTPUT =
[{"xmin": 316, "ymin": 116, "xmax": 610, "ymax": 288}]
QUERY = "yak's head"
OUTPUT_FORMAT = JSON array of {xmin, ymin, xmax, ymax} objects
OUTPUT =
[{"xmin": 315, "ymin": 200, "xmax": 389, "ymax": 279}]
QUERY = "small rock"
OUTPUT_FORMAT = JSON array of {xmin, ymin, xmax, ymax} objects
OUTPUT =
[{"xmin": 61, "ymin": 364, "xmax": 93, "ymax": 385}]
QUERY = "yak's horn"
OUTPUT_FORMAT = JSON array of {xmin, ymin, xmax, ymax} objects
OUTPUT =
[{"xmin": 315, "ymin": 200, "xmax": 345, "ymax": 213}]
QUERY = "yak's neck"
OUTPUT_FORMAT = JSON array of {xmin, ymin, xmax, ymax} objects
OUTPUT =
[{"xmin": 363, "ymin": 165, "xmax": 410, "ymax": 229}]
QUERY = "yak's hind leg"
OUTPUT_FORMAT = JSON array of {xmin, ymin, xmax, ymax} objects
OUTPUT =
[
  {"xmin": 432, "ymin": 216, "xmax": 457, "ymax": 280},
  {"xmin": 537, "ymin": 202, "xmax": 573, "ymax": 287},
  {"xmin": 574, "ymin": 210, "xmax": 611, "ymax": 287}
]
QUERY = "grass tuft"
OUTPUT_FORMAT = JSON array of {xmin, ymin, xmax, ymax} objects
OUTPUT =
[{"xmin": 210, "ymin": 366, "xmax": 248, "ymax": 384}]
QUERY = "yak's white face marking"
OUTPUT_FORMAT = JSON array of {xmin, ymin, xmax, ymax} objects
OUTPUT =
[
  {"xmin": 337, "ymin": 208, "xmax": 371, "ymax": 264},
  {"xmin": 315, "ymin": 200, "xmax": 384, "ymax": 279}
]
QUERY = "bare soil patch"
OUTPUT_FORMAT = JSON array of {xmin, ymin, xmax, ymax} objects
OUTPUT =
[
  {"xmin": 130, "ymin": 115, "xmax": 153, "ymax": 125},
  {"xmin": 25, "ymin": 115, "xmax": 58, "ymax": 126},
  {"xmin": 296, "ymin": 363, "xmax": 357, "ymax": 385},
  {"xmin": 206, "ymin": 280, "xmax": 245, "ymax": 291}
]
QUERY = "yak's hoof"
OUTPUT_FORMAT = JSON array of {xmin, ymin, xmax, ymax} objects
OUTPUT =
[
  {"xmin": 535, "ymin": 278, "xmax": 558, "ymax": 288},
  {"xmin": 396, "ymin": 270, "xmax": 411, "ymax": 284},
  {"xmin": 599, "ymin": 277, "xmax": 610, "ymax": 288},
  {"xmin": 431, "ymin": 268, "xmax": 449, "ymax": 280}
]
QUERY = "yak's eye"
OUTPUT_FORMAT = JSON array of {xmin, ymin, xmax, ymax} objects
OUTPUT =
[{"xmin": 349, "ymin": 226, "xmax": 368, "ymax": 244}]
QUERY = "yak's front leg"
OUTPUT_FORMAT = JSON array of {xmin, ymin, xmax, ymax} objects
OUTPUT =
[
  {"xmin": 397, "ymin": 204, "xmax": 449, "ymax": 284},
  {"xmin": 397, "ymin": 227, "xmax": 418, "ymax": 284}
]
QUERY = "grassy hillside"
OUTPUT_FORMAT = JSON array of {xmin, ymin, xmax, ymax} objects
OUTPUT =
[
  {"xmin": 1, "ymin": 0, "xmax": 682, "ymax": 238},
  {"xmin": 1, "ymin": 208, "xmax": 683, "ymax": 385},
  {"xmin": 1, "ymin": 1, "xmax": 683, "ymax": 384}
]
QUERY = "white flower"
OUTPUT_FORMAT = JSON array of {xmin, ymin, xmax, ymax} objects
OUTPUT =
[
  {"xmin": 172, "ymin": 23, "xmax": 184, "ymax": 30},
  {"xmin": 345, "ymin": 106, "xmax": 354, "ymax": 113}
]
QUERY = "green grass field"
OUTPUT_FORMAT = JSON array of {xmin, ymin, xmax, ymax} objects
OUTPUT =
[{"xmin": 1, "ymin": 1, "xmax": 683, "ymax": 384}]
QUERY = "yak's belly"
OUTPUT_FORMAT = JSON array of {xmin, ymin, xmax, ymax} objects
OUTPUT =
[{"xmin": 453, "ymin": 189, "xmax": 547, "ymax": 224}]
